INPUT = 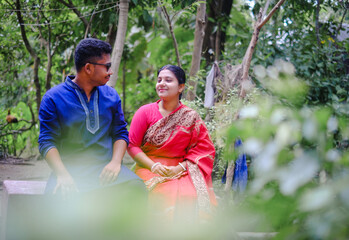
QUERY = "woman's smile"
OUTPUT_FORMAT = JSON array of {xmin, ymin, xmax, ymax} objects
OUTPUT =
[{"xmin": 156, "ymin": 69, "xmax": 184, "ymax": 100}]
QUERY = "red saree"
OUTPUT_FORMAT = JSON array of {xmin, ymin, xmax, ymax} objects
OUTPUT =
[{"xmin": 128, "ymin": 101, "xmax": 216, "ymax": 217}]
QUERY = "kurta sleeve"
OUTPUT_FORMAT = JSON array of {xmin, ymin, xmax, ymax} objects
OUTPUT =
[
  {"xmin": 184, "ymin": 119, "xmax": 215, "ymax": 181},
  {"xmin": 111, "ymin": 94, "xmax": 129, "ymax": 145},
  {"xmin": 38, "ymin": 94, "xmax": 61, "ymax": 157},
  {"xmin": 127, "ymin": 106, "xmax": 150, "ymax": 158}
]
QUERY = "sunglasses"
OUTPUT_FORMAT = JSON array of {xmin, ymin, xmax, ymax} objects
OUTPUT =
[{"xmin": 88, "ymin": 62, "xmax": 112, "ymax": 71}]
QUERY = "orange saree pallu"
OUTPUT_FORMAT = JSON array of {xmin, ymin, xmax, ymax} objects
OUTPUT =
[{"xmin": 128, "ymin": 102, "xmax": 216, "ymax": 218}]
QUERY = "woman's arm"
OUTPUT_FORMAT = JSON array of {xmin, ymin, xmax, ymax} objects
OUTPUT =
[
  {"xmin": 133, "ymin": 152, "xmax": 168, "ymax": 176},
  {"xmin": 128, "ymin": 105, "xmax": 168, "ymax": 177},
  {"xmin": 184, "ymin": 120, "xmax": 215, "ymax": 179},
  {"xmin": 127, "ymin": 106, "xmax": 149, "ymax": 158}
]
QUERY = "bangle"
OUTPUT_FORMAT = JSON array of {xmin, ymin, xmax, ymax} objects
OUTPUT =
[
  {"xmin": 151, "ymin": 162, "xmax": 161, "ymax": 172},
  {"xmin": 178, "ymin": 162, "xmax": 186, "ymax": 171}
]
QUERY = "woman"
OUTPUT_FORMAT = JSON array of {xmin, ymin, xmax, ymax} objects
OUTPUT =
[{"xmin": 128, "ymin": 65, "xmax": 216, "ymax": 219}]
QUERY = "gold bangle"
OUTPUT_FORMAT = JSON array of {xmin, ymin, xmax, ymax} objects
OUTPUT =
[
  {"xmin": 151, "ymin": 162, "xmax": 161, "ymax": 172},
  {"xmin": 178, "ymin": 162, "xmax": 186, "ymax": 171}
]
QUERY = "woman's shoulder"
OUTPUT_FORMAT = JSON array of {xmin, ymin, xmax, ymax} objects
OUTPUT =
[
  {"xmin": 131, "ymin": 101, "xmax": 159, "ymax": 125},
  {"xmin": 137, "ymin": 101, "xmax": 158, "ymax": 112}
]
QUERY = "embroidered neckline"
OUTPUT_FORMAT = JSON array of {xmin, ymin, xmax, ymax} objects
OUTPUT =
[{"xmin": 66, "ymin": 76, "xmax": 100, "ymax": 134}]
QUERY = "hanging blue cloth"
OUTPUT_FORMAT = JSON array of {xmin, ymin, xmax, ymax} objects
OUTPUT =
[
  {"xmin": 221, "ymin": 139, "xmax": 248, "ymax": 193},
  {"xmin": 232, "ymin": 139, "xmax": 248, "ymax": 192},
  {"xmin": 221, "ymin": 163, "xmax": 227, "ymax": 184}
]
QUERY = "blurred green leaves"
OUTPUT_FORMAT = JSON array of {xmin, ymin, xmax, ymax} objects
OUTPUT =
[{"xmin": 212, "ymin": 60, "xmax": 349, "ymax": 239}]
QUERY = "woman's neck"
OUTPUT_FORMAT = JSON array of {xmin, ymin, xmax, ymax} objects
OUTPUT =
[{"xmin": 159, "ymin": 99, "xmax": 180, "ymax": 117}]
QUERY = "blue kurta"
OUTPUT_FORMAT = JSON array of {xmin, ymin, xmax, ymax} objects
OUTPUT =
[{"xmin": 38, "ymin": 76, "xmax": 140, "ymax": 193}]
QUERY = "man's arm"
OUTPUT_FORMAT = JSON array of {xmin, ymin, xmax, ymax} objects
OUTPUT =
[
  {"xmin": 45, "ymin": 148, "xmax": 78, "ymax": 196},
  {"xmin": 99, "ymin": 139, "xmax": 127, "ymax": 186},
  {"xmin": 38, "ymin": 94, "xmax": 77, "ymax": 197}
]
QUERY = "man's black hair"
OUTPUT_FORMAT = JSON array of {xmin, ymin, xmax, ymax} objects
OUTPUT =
[{"xmin": 74, "ymin": 38, "xmax": 112, "ymax": 72}]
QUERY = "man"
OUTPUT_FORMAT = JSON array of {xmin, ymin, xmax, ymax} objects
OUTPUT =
[{"xmin": 38, "ymin": 38, "xmax": 144, "ymax": 197}]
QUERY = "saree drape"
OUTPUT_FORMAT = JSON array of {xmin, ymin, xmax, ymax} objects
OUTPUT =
[{"xmin": 128, "ymin": 101, "xmax": 216, "ymax": 217}]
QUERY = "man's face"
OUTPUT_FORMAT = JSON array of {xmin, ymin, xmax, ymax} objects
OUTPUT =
[{"xmin": 88, "ymin": 54, "xmax": 113, "ymax": 87}]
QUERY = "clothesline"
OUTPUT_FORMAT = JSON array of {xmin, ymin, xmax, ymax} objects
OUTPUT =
[
  {"xmin": 0, "ymin": 2, "xmax": 117, "ymax": 12},
  {"xmin": 19, "ymin": 5, "xmax": 118, "ymax": 26}
]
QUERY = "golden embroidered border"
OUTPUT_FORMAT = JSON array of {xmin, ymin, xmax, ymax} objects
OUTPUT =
[
  {"xmin": 145, "ymin": 171, "xmax": 186, "ymax": 191},
  {"xmin": 187, "ymin": 161, "xmax": 211, "ymax": 213}
]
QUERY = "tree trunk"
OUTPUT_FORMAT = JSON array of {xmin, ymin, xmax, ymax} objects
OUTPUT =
[
  {"xmin": 122, "ymin": 60, "xmax": 126, "ymax": 112},
  {"xmin": 202, "ymin": 0, "xmax": 215, "ymax": 65},
  {"xmin": 238, "ymin": 0, "xmax": 286, "ymax": 98},
  {"xmin": 106, "ymin": 24, "xmax": 117, "ymax": 48},
  {"xmin": 33, "ymin": 57, "xmax": 42, "ymax": 111},
  {"xmin": 214, "ymin": 0, "xmax": 223, "ymax": 61},
  {"xmin": 45, "ymin": 50, "xmax": 53, "ymax": 91},
  {"xmin": 224, "ymin": 161, "xmax": 235, "ymax": 192},
  {"xmin": 44, "ymin": 27, "xmax": 53, "ymax": 91},
  {"xmin": 203, "ymin": 0, "xmax": 233, "ymax": 66},
  {"xmin": 108, "ymin": 0, "xmax": 129, "ymax": 88},
  {"xmin": 15, "ymin": 0, "xmax": 41, "ymax": 112},
  {"xmin": 315, "ymin": 0, "xmax": 321, "ymax": 46},
  {"xmin": 186, "ymin": 1, "xmax": 206, "ymax": 101}
]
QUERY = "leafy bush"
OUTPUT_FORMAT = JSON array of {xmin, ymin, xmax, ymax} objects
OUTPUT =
[
  {"xmin": 0, "ymin": 102, "xmax": 38, "ymax": 158},
  {"xmin": 186, "ymin": 60, "xmax": 348, "ymax": 239}
]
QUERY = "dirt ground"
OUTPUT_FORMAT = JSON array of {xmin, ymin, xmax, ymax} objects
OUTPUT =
[{"xmin": 0, "ymin": 157, "xmax": 51, "ymax": 183}]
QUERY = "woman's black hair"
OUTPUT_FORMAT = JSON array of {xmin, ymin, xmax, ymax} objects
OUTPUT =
[{"xmin": 157, "ymin": 65, "xmax": 186, "ymax": 99}]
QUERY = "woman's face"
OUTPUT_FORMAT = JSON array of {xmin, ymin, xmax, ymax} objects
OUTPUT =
[{"xmin": 156, "ymin": 69, "xmax": 184, "ymax": 100}]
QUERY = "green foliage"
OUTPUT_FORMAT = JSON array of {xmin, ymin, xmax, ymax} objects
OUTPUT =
[
  {"xmin": 184, "ymin": 58, "xmax": 348, "ymax": 238},
  {"xmin": 249, "ymin": 0, "xmax": 349, "ymax": 105},
  {"xmin": 0, "ymin": 102, "xmax": 38, "ymax": 157},
  {"xmin": 123, "ymin": 77, "xmax": 158, "ymax": 123},
  {"xmin": 216, "ymin": 61, "xmax": 348, "ymax": 239},
  {"xmin": 147, "ymin": 27, "xmax": 194, "ymax": 68}
]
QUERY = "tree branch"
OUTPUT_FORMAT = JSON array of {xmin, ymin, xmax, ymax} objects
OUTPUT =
[
  {"xmin": 334, "ymin": 4, "xmax": 348, "ymax": 41},
  {"xmin": 315, "ymin": 0, "xmax": 321, "ymax": 46},
  {"xmin": 159, "ymin": 1, "xmax": 181, "ymax": 67},
  {"xmin": 0, "ymin": 105, "xmax": 36, "ymax": 137},
  {"xmin": 15, "ymin": 0, "xmax": 36, "ymax": 58},
  {"xmin": 262, "ymin": 0, "xmax": 271, "ymax": 18},
  {"xmin": 258, "ymin": 0, "xmax": 286, "ymax": 30},
  {"xmin": 56, "ymin": 0, "xmax": 89, "ymax": 28},
  {"xmin": 15, "ymin": 0, "xmax": 42, "ymax": 111},
  {"xmin": 84, "ymin": 0, "xmax": 102, "ymax": 38}
]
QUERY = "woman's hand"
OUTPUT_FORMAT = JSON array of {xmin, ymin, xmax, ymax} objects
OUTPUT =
[
  {"xmin": 151, "ymin": 163, "xmax": 168, "ymax": 177},
  {"xmin": 166, "ymin": 165, "xmax": 184, "ymax": 178}
]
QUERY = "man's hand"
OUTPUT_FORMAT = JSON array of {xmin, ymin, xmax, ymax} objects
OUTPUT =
[
  {"xmin": 99, "ymin": 161, "xmax": 121, "ymax": 186},
  {"xmin": 53, "ymin": 173, "xmax": 78, "ymax": 200}
]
